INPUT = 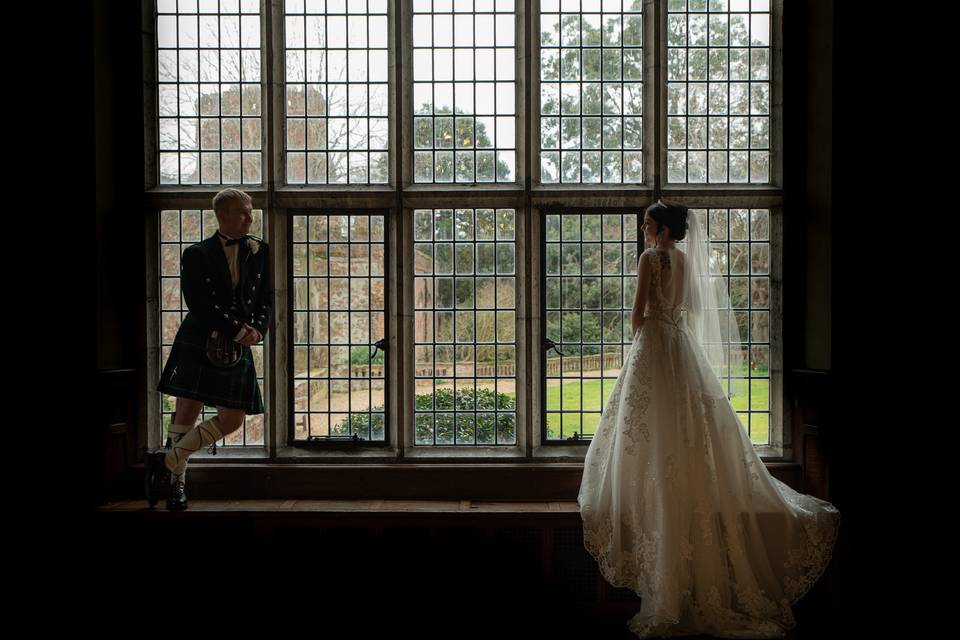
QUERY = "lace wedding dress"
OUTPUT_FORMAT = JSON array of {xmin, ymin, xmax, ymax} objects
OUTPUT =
[{"xmin": 578, "ymin": 246, "xmax": 840, "ymax": 639}]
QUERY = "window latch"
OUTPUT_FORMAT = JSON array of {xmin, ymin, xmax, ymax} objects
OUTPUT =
[
  {"xmin": 371, "ymin": 337, "xmax": 387, "ymax": 360},
  {"xmin": 544, "ymin": 337, "xmax": 565, "ymax": 356},
  {"xmin": 307, "ymin": 434, "xmax": 362, "ymax": 442}
]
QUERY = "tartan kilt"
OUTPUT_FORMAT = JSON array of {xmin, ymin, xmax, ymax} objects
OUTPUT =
[{"xmin": 157, "ymin": 311, "xmax": 264, "ymax": 414}]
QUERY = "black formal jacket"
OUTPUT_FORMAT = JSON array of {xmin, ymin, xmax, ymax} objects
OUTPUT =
[{"xmin": 180, "ymin": 232, "xmax": 273, "ymax": 340}]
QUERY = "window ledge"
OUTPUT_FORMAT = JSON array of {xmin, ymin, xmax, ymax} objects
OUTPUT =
[
  {"xmin": 189, "ymin": 443, "xmax": 790, "ymax": 464},
  {"xmin": 97, "ymin": 497, "xmax": 582, "ymax": 519},
  {"xmin": 135, "ymin": 455, "xmax": 802, "ymax": 501}
]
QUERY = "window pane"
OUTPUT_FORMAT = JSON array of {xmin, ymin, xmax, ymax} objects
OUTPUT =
[
  {"xmin": 284, "ymin": 1, "xmax": 390, "ymax": 184},
  {"xmin": 539, "ymin": 0, "xmax": 644, "ymax": 184},
  {"xmin": 413, "ymin": 2, "xmax": 517, "ymax": 183},
  {"xmin": 666, "ymin": 0, "xmax": 770, "ymax": 183},
  {"xmin": 689, "ymin": 207, "xmax": 771, "ymax": 444},
  {"xmin": 158, "ymin": 208, "xmax": 266, "ymax": 446},
  {"xmin": 156, "ymin": 1, "xmax": 263, "ymax": 185},
  {"xmin": 543, "ymin": 210, "xmax": 639, "ymax": 440},
  {"xmin": 291, "ymin": 213, "xmax": 387, "ymax": 442},
  {"xmin": 414, "ymin": 208, "xmax": 517, "ymax": 445},
  {"xmin": 541, "ymin": 207, "xmax": 771, "ymax": 444}
]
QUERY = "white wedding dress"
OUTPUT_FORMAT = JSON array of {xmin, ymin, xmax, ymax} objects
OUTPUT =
[{"xmin": 578, "ymin": 246, "xmax": 840, "ymax": 639}]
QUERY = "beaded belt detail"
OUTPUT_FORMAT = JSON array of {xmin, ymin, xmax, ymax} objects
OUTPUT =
[{"xmin": 643, "ymin": 307, "xmax": 688, "ymax": 330}]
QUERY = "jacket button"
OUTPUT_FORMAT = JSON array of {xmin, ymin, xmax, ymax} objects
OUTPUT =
[
  {"xmin": 205, "ymin": 277, "xmax": 211, "ymax": 283},
  {"xmin": 247, "ymin": 299, "xmax": 252, "ymax": 304},
  {"xmin": 214, "ymin": 304, "xmax": 219, "ymax": 309},
  {"xmin": 257, "ymin": 273, "xmax": 261, "ymax": 278},
  {"xmin": 251, "ymin": 285, "xmax": 255, "ymax": 290},
  {"xmin": 234, "ymin": 320, "xmax": 239, "ymax": 325},
  {"xmin": 222, "ymin": 313, "xmax": 228, "ymax": 318}
]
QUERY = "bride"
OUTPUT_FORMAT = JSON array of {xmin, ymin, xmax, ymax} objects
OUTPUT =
[{"xmin": 577, "ymin": 201, "xmax": 840, "ymax": 638}]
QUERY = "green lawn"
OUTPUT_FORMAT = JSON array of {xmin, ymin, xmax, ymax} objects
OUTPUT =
[
  {"xmin": 545, "ymin": 377, "xmax": 769, "ymax": 444},
  {"xmin": 287, "ymin": 366, "xmax": 770, "ymax": 445}
]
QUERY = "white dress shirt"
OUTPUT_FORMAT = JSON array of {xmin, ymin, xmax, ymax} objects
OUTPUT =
[{"xmin": 218, "ymin": 231, "xmax": 261, "ymax": 344}]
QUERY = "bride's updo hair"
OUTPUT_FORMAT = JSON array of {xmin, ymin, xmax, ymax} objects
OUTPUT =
[{"xmin": 644, "ymin": 200, "xmax": 689, "ymax": 242}]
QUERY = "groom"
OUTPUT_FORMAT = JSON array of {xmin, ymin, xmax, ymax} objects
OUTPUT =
[{"xmin": 147, "ymin": 187, "xmax": 272, "ymax": 510}]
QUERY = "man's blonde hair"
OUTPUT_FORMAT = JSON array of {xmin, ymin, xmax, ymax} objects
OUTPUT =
[{"xmin": 212, "ymin": 188, "xmax": 252, "ymax": 214}]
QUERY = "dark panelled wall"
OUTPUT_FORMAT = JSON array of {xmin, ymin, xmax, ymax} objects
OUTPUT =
[
  {"xmin": 96, "ymin": 0, "xmax": 145, "ymax": 372},
  {"xmin": 784, "ymin": 0, "xmax": 833, "ymax": 372},
  {"xmin": 95, "ymin": 0, "xmax": 150, "ymax": 512}
]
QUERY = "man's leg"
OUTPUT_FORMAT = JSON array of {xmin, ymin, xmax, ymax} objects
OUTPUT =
[
  {"xmin": 214, "ymin": 407, "xmax": 246, "ymax": 438},
  {"xmin": 164, "ymin": 406, "xmax": 245, "ymax": 477},
  {"xmin": 167, "ymin": 398, "xmax": 203, "ymax": 484}
]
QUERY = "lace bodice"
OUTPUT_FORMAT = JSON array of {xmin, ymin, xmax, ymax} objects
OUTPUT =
[{"xmin": 642, "ymin": 247, "xmax": 687, "ymax": 326}]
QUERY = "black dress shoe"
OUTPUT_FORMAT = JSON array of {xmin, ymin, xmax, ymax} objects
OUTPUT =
[
  {"xmin": 143, "ymin": 450, "xmax": 171, "ymax": 508},
  {"xmin": 167, "ymin": 479, "xmax": 188, "ymax": 511}
]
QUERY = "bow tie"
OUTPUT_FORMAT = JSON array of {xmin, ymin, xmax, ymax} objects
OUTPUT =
[{"xmin": 217, "ymin": 232, "xmax": 246, "ymax": 246}]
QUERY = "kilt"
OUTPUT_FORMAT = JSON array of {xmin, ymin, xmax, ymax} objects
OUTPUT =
[{"xmin": 157, "ymin": 311, "xmax": 264, "ymax": 414}]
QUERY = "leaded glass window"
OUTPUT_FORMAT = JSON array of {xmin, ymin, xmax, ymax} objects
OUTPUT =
[
  {"xmin": 542, "ymin": 210, "xmax": 640, "ymax": 440},
  {"xmin": 146, "ymin": 1, "xmax": 783, "ymax": 458},
  {"xmin": 284, "ymin": 0, "xmax": 391, "ymax": 184},
  {"xmin": 155, "ymin": 0, "xmax": 263, "ymax": 184},
  {"xmin": 665, "ymin": 0, "xmax": 770, "ymax": 183},
  {"xmin": 414, "ymin": 208, "xmax": 518, "ymax": 444},
  {"xmin": 700, "ymin": 207, "xmax": 770, "ymax": 442},
  {"xmin": 291, "ymin": 213, "xmax": 388, "ymax": 441},
  {"xmin": 412, "ymin": 0, "xmax": 518, "ymax": 183},
  {"xmin": 539, "ymin": 0, "xmax": 644, "ymax": 184}
]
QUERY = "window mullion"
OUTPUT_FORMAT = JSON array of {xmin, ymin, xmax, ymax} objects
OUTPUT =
[
  {"xmin": 524, "ymin": 0, "xmax": 534, "ymax": 455},
  {"xmin": 265, "ymin": 0, "xmax": 279, "ymax": 191},
  {"xmin": 653, "ymin": 0, "xmax": 663, "ymax": 197},
  {"xmin": 770, "ymin": 0, "xmax": 782, "ymax": 187},
  {"xmin": 265, "ymin": 0, "xmax": 280, "ymax": 456},
  {"xmin": 395, "ymin": 0, "xmax": 405, "ymax": 193}
]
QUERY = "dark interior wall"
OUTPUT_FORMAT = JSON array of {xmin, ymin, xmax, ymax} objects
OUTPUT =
[
  {"xmin": 783, "ymin": 0, "xmax": 833, "ymax": 373},
  {"xmin": 95, "ymin": 0, "xmax": 146, "ymax": 373}
]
